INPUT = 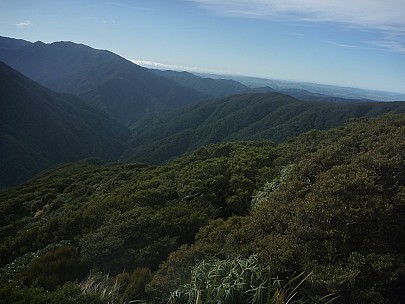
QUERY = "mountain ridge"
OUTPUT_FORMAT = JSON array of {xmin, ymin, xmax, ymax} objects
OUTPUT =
[
  {"xmin": 125, "ymin": 92, "xmax": 405, "ymax": 164},
  {"xmin": 149, "ymin": 68, "xmax": 388, "ymax": 103},
  {"xmin": 0, "ymin": 37, "xmax": 208, "ymax": 125},
  {"xmin": 151, "ymin": 69, "xmax": 252, "ymax": 98}
]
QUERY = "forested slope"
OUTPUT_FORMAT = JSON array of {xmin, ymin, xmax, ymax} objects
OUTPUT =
[
  {"xmin": 126, "ymin": 93, "xmax": 405, "ymax": 164},
  {"xmin": 0, "ymin": 113, "xmax": 403, "ymax": 303},
  {"xmin": 152, "ymin": 69, "xmax": 251, "ymax": 98}
]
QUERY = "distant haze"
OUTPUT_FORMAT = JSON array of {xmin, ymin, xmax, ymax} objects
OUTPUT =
[{"xmin": 134, "ymin": 60, "xmax": 405, "ymax": 101}]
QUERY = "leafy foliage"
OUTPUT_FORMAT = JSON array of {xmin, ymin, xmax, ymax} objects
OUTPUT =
[
  {"xmin": 0, "ymin": 282, "xmax": 104, "ymax": 304},
  {"xmin": 250, "ymin": 114, "xmax": 405, "ymax": 303},
  {"xmin": 0, "ymin": 113, "xmax": 404, "ymax": 303},
  {"xmin": 146, "ymin": 114, "xmax": 405, "ymax": 304},
  {"xmin": 21, "ymin": 245, "xmax": 88, "ymax": 290},
  {"xmin": 168, "ymin": 254, "xmax": 307, "ymax": 304},
  {"xmin": 0, "ymin": 140, "xmax": 277, "ymax": 302}
]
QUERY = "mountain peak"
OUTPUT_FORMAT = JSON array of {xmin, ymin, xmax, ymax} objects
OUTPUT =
[{"xmin": 0, "ymin": 36, "xmax": 208, "ymax": 125}]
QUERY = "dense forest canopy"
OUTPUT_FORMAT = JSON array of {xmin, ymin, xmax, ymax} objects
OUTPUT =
[
  {"xmin": 2, "ymin": 37, "xmax": 405, "ymax": 191},
  {"xmin": 1, "ymin": 114, "xmax": 404, "ymax": 303},
  {"xmin": 125, "ymin": 93, "xmax": 405, "ymax": 164}
]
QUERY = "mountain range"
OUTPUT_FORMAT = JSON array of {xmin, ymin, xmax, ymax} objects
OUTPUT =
[
  {"xmin": 198, "ymin": 72, "xmax": 405, "ymax": 101},
  {"xmin": 1, "ymin": 34, "xmax": 405, "ymax": 303},
  {"xmin": 0, "ymin": 36, "xmax": 207, "ymax": 126},
  {"xmin": 154, "ymin": 69, "xmax": 377, "ymax": 103},
  {"xmin": 1, "ymin": 35, "xmax": 405, "ymax": 188}
]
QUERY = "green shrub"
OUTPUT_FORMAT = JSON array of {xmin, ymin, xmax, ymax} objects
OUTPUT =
[
  {"xmin": 0, "ymin": 282, "xmax": 104, "ymax": 304},
  {"xmin": 22, "ymin": 245, "xmax": 88, "ymax": 290}
]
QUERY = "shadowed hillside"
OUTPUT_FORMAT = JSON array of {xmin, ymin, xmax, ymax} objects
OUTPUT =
[
  {"xmin": 0, "ymin": 61, "xmax": 130, "ymax": 188},
  {"xmin": 125, "ymin": 92, "xmax": 405, "ymax": 164}
]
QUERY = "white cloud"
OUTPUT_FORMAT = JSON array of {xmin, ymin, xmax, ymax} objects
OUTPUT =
[
  {"xmin": 367, "ymin": 40, "xmax": 405, "ymax": 53},
  {"xmin": 324, "ymin": 40, "xmax": 355, "ymax": 48},
  {"xmin": 15, "ymin": 20, "xmax": 33, "ymax": 28},
  {"xmin": 187, "ymin": 0, "xmax": 405, "ymax": 53},
  {"xmin": 187, "ymin": 0, "xmax": 405, "ymax": 31}
]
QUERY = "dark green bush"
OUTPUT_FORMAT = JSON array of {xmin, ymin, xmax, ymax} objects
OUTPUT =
[
  {"xmin": 22, "ymin": 245, "xmax": 88, "ymax": 290},
  {"xmin": 0, "ymin": 282, "xmax": 104, "ymax": 304}
]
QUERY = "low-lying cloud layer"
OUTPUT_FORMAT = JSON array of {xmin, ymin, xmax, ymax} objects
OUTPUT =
[{"xmin": 131, "ymin": 60, "xmax": 237, "ymax": 75}]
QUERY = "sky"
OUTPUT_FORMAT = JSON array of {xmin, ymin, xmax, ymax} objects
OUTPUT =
[{"xmin": 1, "ymin": 0, "xmax": 405, "ymax": 93}]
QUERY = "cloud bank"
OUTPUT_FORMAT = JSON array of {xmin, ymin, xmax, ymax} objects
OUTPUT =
[
  {"xmin": 131, "ymin": 60, "xmax": 237, "ymax": 75},
  {"xmin": 132, "ymin": 60, "xmax": 199, "ymax": 71}
]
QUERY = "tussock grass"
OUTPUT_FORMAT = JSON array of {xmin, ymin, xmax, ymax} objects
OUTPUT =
[
  {"xmin": 80, "ymin": 271, "xmax": 121, "ymax": 303},
  {"xmin": 168, "ymin": 254, "xmax": 334, "ymax": 304}
]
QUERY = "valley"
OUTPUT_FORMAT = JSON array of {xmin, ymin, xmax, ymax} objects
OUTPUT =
[{"xmin": 0, "ymin": 36, "xmax": 404, "ymax": 304}]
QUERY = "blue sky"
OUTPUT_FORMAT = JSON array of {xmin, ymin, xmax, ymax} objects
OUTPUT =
[{"xmin": 1, "ymin": 0, "xmax": 405, "ymax": 93}]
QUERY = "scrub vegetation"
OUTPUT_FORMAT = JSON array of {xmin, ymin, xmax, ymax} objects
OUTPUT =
[{"xmin": 1, "ymin": 114, "xmax": 404, "ymax": 303}]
